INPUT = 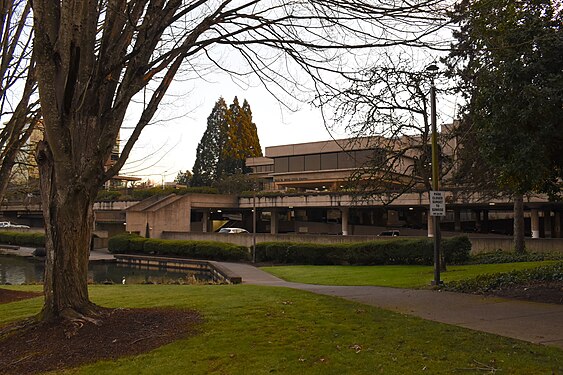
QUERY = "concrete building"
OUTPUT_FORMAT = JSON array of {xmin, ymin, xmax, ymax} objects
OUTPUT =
[{"xmin": 124, "ymin": 135, "xmax": 562, "ymax": 240}]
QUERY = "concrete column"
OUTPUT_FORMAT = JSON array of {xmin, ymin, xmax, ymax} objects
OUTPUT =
[
  {"xmin": 483, "ymin": 210, "xmax": 489, "ymax": 233},
  {"xmin": 531, "ymin": 209, "xmax": 540, "ymax": 239},
  {"xmin": 544, "ymin": 210, "xmax": 552, "ymax": 238},
  {"xmin": 202, "ymin": 209, "xmax": 209, "ymax": 233},
  {"xmin": 270, "ymin": 209, "xmax": 279, "ymax": 234},
  {"xmin": 454, "ymin": 209, "xmax": 462, "ymax": 232},
  {"xmin": 554, "ymin": 212, "xmax": 562, "ymax": 238},
  {"xmin": 427, "ymin": 211, "xmax": 434, "ymax": 237},
  {"xmin": 341, "ymin": 207, "xmax": 349, "ymax": 236},
  {"xmin": 474, "ymin": 210, "xmax": 482, "ymax": 233}
]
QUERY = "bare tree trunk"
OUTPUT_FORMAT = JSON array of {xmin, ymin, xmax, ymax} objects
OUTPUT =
[
  {"xmin": 36, "ymin": 142, "xmax": 99, "ymax": 321},
  {"xmin": 513, "ymin": 193, "xmax": 525, "ymax": 254}
]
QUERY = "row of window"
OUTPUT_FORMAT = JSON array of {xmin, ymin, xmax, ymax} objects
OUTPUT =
[{"xmin": 273, "ymin": 150, "xmax": 382, "ymax": 173}]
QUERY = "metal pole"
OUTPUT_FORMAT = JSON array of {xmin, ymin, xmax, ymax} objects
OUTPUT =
[
  {"xmin": 430, "ymin": 81, "xmax": 442, "ymax": 286},
  {"xmin": 252, "ymin": 191, "xmax": 256, "ymax": 263}
]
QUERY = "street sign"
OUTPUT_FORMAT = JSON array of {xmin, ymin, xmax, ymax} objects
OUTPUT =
[{"xmin": 430, "ymin": 191, "xmax": 446, "ymax": 216}]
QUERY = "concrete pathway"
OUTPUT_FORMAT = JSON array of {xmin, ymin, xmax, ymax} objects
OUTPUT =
[{"xmin": 218, "ymin": 262, "xmax": 563, "ymax": 349}]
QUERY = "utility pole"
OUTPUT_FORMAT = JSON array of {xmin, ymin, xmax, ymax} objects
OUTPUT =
[{"xmin": 427, "ymin": 64, "xmax": 442, "ymax": 286}]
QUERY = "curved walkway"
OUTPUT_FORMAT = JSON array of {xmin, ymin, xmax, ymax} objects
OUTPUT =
[{"xmin": 218, "ymin": 262, "xmax": 563, "ymax": 349}]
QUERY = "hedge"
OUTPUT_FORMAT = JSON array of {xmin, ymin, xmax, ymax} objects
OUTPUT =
[
  {"xmin": 254, "ymin": 236, "xmax": 472, "ymax": 266},
  {"xmin": 108, "ymin": 233, "xmax": 250, "ymax": 261},
  {"xmin": 0, "ymin": 231, "xmax": 45, "ymax": 247}
]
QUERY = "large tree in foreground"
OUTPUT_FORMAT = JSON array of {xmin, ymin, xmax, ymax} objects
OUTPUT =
[
  {"xmin": 447, "ymin": 0, "xmax": 563, "ymax": 253},
  {"xmin": 31, "ymin": 0, "xmax": 447, "ymax": 321}
]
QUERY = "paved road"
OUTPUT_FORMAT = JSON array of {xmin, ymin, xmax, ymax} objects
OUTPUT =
[{"xmin": 218, "ymin": 262, "xmax": 563, "ymax": 349}]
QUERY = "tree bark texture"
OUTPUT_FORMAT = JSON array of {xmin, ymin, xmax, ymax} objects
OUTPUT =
[
  {"xmin": 36, "ymin": 141, "xmax": 99, "ymax": 321},
  {"xmin": 513, "ymin": 193, "xmax": 525, "ymax": 254}
]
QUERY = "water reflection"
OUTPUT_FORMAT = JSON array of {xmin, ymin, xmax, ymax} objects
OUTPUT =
[{"xmin": 0, "ymin": 255, "xmax": 211, "ymax": 285}]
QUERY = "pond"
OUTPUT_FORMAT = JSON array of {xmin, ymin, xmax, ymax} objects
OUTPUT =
[{"xmin": 0, "ymin": 255, "xmax": 212, "ymax": 285}]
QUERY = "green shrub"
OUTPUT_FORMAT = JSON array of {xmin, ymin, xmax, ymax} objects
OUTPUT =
[
  {"xmin": 467, "ymin": 250, "xmax": 563, "ymax": 265},
  {"xmin": 108, "ymin": 233, "xmax": 144, "ymax": 253},
  {"xmin": 445, "ymin": 262, "xmax": 563, "ymax": 293},
  {"xmin": 442, "ymin": 236, "xmax": 472, "ymax": 264},
  {"xmin": 255, "ymin": 236, "xmax": 471, "ymax": 266},
  {"xmin": 108, "ymin": 234, "xmax": 249, "ymax": 261},
  {"xmin": 0, "ymin": 231, "xmax": 45, "ymax": 247},
  {"xmin": 130, "ymin": 186, "xmax": 218, "ymax": 200},
  {"xmin": 96, "ymin": 190, "xmax": 122, "ymax": 201}
]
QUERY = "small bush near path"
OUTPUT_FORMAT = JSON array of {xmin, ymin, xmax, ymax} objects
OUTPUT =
[
  {"xmin": 467, "ymin": 250, "xmax": 563, "ymax": 265},
  {"xmin": 255, "ymin": 236, "xmax": 471, "ymax": 266},
  {"xmin": 108, "ymin": 233, "xmax": 249, "ymax": 261},
  {"xmin": 444, "ymin": 261, "xmax": 563, "ymax": 294}
]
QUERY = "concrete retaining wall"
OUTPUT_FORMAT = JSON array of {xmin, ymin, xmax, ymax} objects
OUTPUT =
[{"xmin": 469, "ymin": 238, "xmax": 563, "ymax": 254}]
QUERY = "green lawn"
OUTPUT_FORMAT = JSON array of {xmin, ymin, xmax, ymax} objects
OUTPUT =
[
  {"xmin": 260, "ymin": 261, "xmax": 558, "ymax": 288},
  {"xmin": 1, "ymin": 284, "xmax": 562, "ymax": 374}
]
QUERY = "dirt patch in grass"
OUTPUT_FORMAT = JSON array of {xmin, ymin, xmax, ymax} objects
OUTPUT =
[
  {"xmin": 0, "ymin": 288, "xmax": 42, "ymax": 304},
  {"xmin": 485, "ymin": 280, "xmax": 563, "ymax": 304},
  {"xmin": 0, "ymin": 307, "xmax": 202, "ymax": 375}
]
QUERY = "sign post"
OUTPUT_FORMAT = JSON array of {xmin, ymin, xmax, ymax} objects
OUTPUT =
[{"xmin": 430, "ymin": 191, "xmax": 446, "ymax": 217}]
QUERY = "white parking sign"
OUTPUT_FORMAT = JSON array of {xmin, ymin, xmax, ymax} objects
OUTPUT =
[{"xmin": 430, "ymin": 191, "xmax": 446, "ymax": 216}]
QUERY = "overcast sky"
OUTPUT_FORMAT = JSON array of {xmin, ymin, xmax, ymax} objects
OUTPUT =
[{"xmin": 119, "ymin": 71, "xmax": 350, "ymax": 183}]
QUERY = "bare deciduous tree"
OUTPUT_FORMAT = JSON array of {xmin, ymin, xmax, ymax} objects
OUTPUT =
[
  {"xmin": 31, "ymin": 0, "xmax": 449, "ymax": 322},
  {"xmin": 0, "ymin": 0, "xmax": 39, "ymax": 204},
  {"xmin": 320, "ymin": 53, "xmax": 457, "ymax": 205}
]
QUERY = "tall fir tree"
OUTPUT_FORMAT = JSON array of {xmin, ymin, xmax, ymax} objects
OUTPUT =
[
  {"xmin": 191, "ymin": 97, "xmax": 228, "ymax": 186},
  {"xmin": 192, "ymin": 97, "xmax": 262, "ymax": 186},
  {"xmin": 221, "ymin": 97, "xmax": 263, "ymax": 175}
]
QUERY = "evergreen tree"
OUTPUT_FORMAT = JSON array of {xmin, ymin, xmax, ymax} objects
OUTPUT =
[
  {"xmin": 221, "ymin": 97, "xmax": 263, "ymax": 176},
  {"xmin": 191, "ymin": 98, "xmax": 228, "ymax": 186},
  {"xmin": 192, "ymin": 97, "xmax": 262, "ymax": 186},
  {"xmin": 447, "ymin": 0, "xmax": 563, "ymax": 252}
]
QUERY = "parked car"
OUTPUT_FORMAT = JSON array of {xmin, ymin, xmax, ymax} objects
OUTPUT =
[
  {"xmin": 0, "ymin": 221, "xmax": 30, "ymax": 229},
  {"xmin": 218, "ymin": 227, "xmax": 249, "ymax": 234},
  {"xmin": 377, "ymin": 230, "xmax": 400, "ymax": 237}
]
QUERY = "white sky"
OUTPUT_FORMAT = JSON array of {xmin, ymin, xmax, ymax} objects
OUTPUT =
[{"xmin": 120, "ymin": 73, "xmax": 350, "ymax": 183}]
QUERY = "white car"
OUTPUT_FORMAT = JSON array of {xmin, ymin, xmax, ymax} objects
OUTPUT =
[
  {"xmin": 218, "ymin": 228, "xmax": 249, "ymax": 234},
  {"xmin": 377, "ymin": 230, "xmax": 400, "ymax": 237}
]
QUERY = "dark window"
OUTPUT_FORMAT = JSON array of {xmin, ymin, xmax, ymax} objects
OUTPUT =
[
  {"xmin": 320, "ymin": 153, "xmax": 338, "ymax": 170},
  {"xmin": 304, "ymin": 154, "xmax": 321, "ymax": 171},
  {"xmin": 274, "ymin": 157, "xmax": 289, "ymax": 173},
  {"xmin": 354, "ymin": 150, "xmax": 373, "ymax": 166},
  {"xmin": 338, "ymin": 151, "xmax": 355, "ymax": 169},
  {"xmin": 288, "ymin": 156, "xmax": 305, "ymax": 172}
]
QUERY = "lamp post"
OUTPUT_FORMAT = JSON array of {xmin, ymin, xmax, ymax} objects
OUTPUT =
[
  {"xmin": 161, "ymin": 170, "xmax": 168, "ymax": 190},
  {"xmin": 427, "ymin": 64, "xmax": 442, "ymax": 286},
  {"xmin": 252, "ymin": 187, "xmax": 257, "ymax": 263}
]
